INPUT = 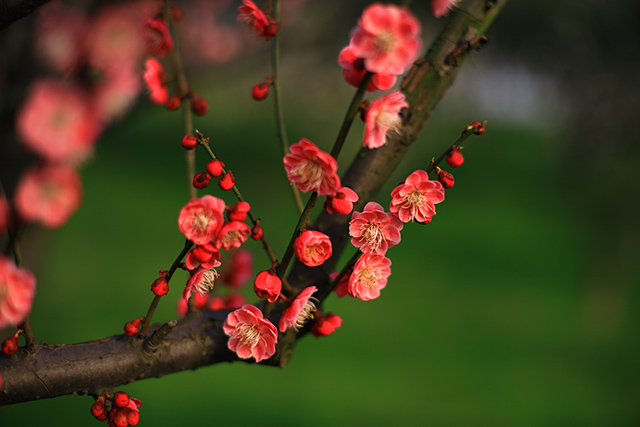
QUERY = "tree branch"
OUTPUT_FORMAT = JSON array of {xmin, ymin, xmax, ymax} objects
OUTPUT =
[{"xmin": 0, "ymin": 0, "xmax": 508, "ymax": 405}]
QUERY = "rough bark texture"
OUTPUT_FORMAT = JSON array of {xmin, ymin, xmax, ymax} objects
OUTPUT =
[{"xmin": 0, "ymin": 0, "xmax": 509, "ymax": 406}]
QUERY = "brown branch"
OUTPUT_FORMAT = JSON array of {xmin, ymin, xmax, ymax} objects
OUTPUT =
[
  {"xmin": 0, "ymin": 0, "xmax": 508, "ymax": 404},
  {"xmin": 0, "ymin": 0, "xmax": 52, "ymax": 31}
]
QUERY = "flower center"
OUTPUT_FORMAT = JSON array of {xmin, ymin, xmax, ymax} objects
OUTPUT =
[
  {"xmin": 236, "ymin": 322, "xmax": 261, "ymax": 348},
  {"xmin": 294, "ymin": 299, "xmax": 317, "ymax": 330},
  {"xmin": 196, "ymin": 269, "xmax": 218, "ymax": 294},
  {"xmin": 376, "ymin": 31, "xmax": 396, "ymax": 53},
  {"xmin": 360, "ymin": 222, "xmax": 383, "ymax": 251},
  {"xmin": 192, "ymin": 211, "xmax": 211, "ymax": 232},
  {"xmin": 358, "ymin": 268, "xmax": 379, "ymax": 290}
]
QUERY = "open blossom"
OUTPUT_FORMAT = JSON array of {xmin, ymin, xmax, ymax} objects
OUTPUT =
[
  {"xmin": 215, "ymin": 221, "xmax": 251, "ymax": 251},
  {"xmin": 293, "ymin": 230, "xmax": 332, "ymax": 267},
  {"xmin": 224, "ymin": 304, "xmax": 278, "ymax": 363},
  {"xmin": 349, "ymin": 202, "xmax": 403, "ymax": 255},
  {"xmin": 185, "ymin": 243, "xmax": 221, "ymax": 271},
  {"xmin": 143, "ymin": 57, "xmax": 168, "ymax": 105},
  {"xmin": 338, "ymin": 45, "xmax": 396, "ymax": 92},
  {"xmin": 34, "ymin": 3, "xmax": 86, "ymax": 74},
  {"xmin": 432, "ymin": 0, "xmax": 457, "ymax": 18},
  {"xmin": 349, "ymin": 3, "xmax": 422, "ymax": 76},
  {"xmin": 0, "ymin": 256, "xmax": 36, "ymax": 328},
  {"xmin": 363, "ymin": 90, "xmax": 408, "ymax": 149},
  {"xmin": 142, "ymin": 17, "xmax": 174, "ymax": 56},
  {"xmin": 253, "ymin": 269, "xmax": 282, "ymax": 303},
  {"xmin": 183, "ymin": 267, "xmax": 219, "ymax": 300},
  {"xmin": 389, "ymin": 170, "xmax": 445, "ymax": 223},
  {"xmin": 14, "ymin": 165, "xmax": 83, "ymax": 228},
  {"xmin": 94, "ymin": 64, "xmax": 142, "ymax": 124},
  {"xmin": 311, "ymin": 311, "xmax": 343, "ymax": 337},
  {"xmin": 237, "ymin": 0, "xmax": 278, "ymax": 40},
  {"xmin": 348, "ymin": 253, "xmax": 391, "ymax": 301},
  {"xmin": 17, "ymin": 80, "xmax": 101, "ymax": 164},
  {"xmin": 283, "ymin": 138, "xmax": 341, "ymax": 196},
  {"xmin": 279, "ymin": 286, "xmax": 318, "ymax": 332},
  {"xmin": 178, "ymin": 195, "xmax": 226, "ymax": 245},
  {"xmin": 325, "ymin": 187, "xmax": 359, "ymax": 215}
]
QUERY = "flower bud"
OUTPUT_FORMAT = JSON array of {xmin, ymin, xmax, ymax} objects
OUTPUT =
[
  {"xmin": 123, "ymin": 317, "xmax": 144, "ymax": 337},
  {"xmin": 465, "ymin": 120, "xmax": 486, "ymax": 135},
  {"xmin": 251, "ymin": 220, "xmax": 264, "ymax": 240},
  {"xmin": 251, "ymin": 82, "xmax": 270, "ymax": 101},
  {"xmin": 253, "ymin": 267, "xmax": 281, "ymax": 303},
  {"xmin": 218, "ymin": 171, "xmax": 235, "ymax": 190},
  {"xmin": 151, "ymin": 272, "xmax": 169, "ymax": 296},
  {"xmin": 113, "ymin": 391, "xmax": 130, "ymax": 409},
  {"xmin": 91, "ymin": 397, "xmax": 108, "ymax": 421},
  {"xmin": 206, "ymin": 159, "xmax": 224, "ymax": 177},
  {"xmin": 435, "ymin": 167, "xmax": 455, "ymax": 188},
  {"xmin": 192, "ymin": 172, "xmax": 212, "ymax": 189},
  {"xmin": 192, "ymin": 97, "xmax": 209, "ymax": 116},
  {"xmin": 1, "ymin": 332, "xmax": 20, "ymax": 356},
  {"xmin": 446, "ymin": 147, "xmax": 464, "ymax": 168},
  {"xmin": 181, "ymin": 135, "xmax": 198, "ymax": 150},
  {"xmin": 166, "ymin": 95, "xmax": 181, "ymax": 111},
  {"xmin": 226, "ymin": 201, "xmax": 251, "ymax": 222}
]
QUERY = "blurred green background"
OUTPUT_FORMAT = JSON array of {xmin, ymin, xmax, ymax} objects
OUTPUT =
[{"xmin": 1, "ymin": 0, "xmax": 639, "ymax": 425}]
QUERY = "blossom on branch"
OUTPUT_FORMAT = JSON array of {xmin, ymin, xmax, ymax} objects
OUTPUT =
[
  {"xmin": 349, "ymin": 202, "xmax": 403, "ymax": 255},
  {"xmin": 389, "ymin": 170, "xmax": 445, "ymax": 224},
  {"xmin": 325, "ymin": 186, "xmax": 359, "ymax": 215},
  {"xmin": 348, "ymin": 253, "xmax": 392, "ymax": 301},
  {"xmin": 178, "ymin": 195, "xmax": 226, "ymax": 245},
  {"xmin": 224, "ymin": 304, "xmax": 278, "ymax": 363},
  {"xmin": 14, "ymin": 164, "xmax": 83, "ymax": 228},
  {"xmin": 142, "ymin": 17, "xmax": 174, "ymax": 56},
  {"xmin": 293, "ymin": 230, "xmax": 332, "ymax": 267},
  {"xmin": 349, "ymin": 3, "xmax": 422, "ymax": 76},
  {"xmin": 237, "ymin": 0, "xmax": 278, "ymax": 40},
  {"xmin": 143, "ymin": 58, "xmax": 168, "ymax": 105},
  {"xmin": 253, "ymin": 269, "xmax": 281, "ymax": 303},
  {"xmin": 215, "ymin": 221, "xmax": 251, "ymax": 251},
  {"xmin": 338, "ymin": 45, "xmax": 396, "ymax": 92},
  {"xmin": 311, "ymin": 311, "xmax": 343, "ymax": 337},
  {"xmin": 283, "ymin": 138, "xmax": 341, "ymax": 196},
  {"xmin": 279, "ymin": 286, "xmax": 318, "ymax": 332},
  {"xmin": 0, "ymin": 256, "xmax": 36, "ymax": 329},
  {"xmin": 363, "ymin": 90, "xmax": 408, "ymax": 149},
  {"xmin": 183, "ymin": 267, "xmax": 219, "ymax": 300}
]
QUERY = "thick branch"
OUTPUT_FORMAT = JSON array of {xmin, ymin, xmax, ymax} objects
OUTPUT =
[{"xmin": 0, "ymin": 0, "xmax": 508, "ymax": 405}]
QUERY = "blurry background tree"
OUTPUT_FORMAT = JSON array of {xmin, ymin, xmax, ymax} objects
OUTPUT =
[{"xmin": 1, "ymin": 0, "xmax": 639, "ymax": 425}]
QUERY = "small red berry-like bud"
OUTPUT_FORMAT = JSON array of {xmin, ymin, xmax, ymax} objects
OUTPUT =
[
  {"xmin": 192, "ymin": 172, "xmax": 212, "ymax": 189},
  {"xmin": 113, "ymin": 391, "xmax": 130, "ymax": 409},
  {"xmin": 206, "ymin": 159, "xmax": 224, "ymax": 177},
  {"xmin": 435, "ymin": 167, "xmax": 455, "ymax": 188},
  {"xmin": 192, "ymin": 97, "xmax": 209, "ymax": 116},
  {"xmin": 1, "ymin": 332, "xmax": 20, "ymax": 356},
  {"xmin": 181, "ymin": 135, "xmax": 198, "ymax": 150},
  {"xmin": 166, "ymin": 95, "xmax": 181, "ymax": 111},
  {"xmin": 226, "ymin": 201, "xmax": 251, "ymax": 222},
  {"xmin": 464, "ymin": 120, "xmax": 486, "ymax": 135},
  {"xmin": 123, "ymin": 317, "xmax": 144, "ymax": 337},
  {"xmin": 151, "ymin": 272, "xmax": 169, "ymax": 296},
  {"xmin": 251, "ymin": 220, "xmax": 264, "ymax": 240},
  {"xmin": 251, "ymin": 82, "xmax": 270, "ymax": 101},
  {"xmin": 126, "ymin": 408, "xmax": 140, "ymax": 425},
  {"xmin": 111, "ymin": 409, "xmax": 129, "ymax": 427},
  {"xmin": 446, "ymin": 147, "xmax": 464, "ymax": 168},
  {"xmin": 91, "ymin": 397, "xmax": 108, "ymax": 421},
  {"xmin": 218, "ymin": 171, "xmax": 235, "ymax": 190}
]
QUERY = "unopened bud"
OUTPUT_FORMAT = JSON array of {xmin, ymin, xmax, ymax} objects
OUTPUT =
[
  {"xmin": 166, "ymin": 95, "xmax": 181, "ymax": 111},
  {"xmin": 192, "ymin": 97, "xmax": 209, "ymax": 116},
  {"xmin": 192, "ymin": 172, "xmax": 212, "ymax": 189},
  {"xmin": 206, "ymin": 159, "xmax": 224, "ymax": 177},
  {"xmin": 435, "ymin": 167, "xmax": 455, "ymax": 188},
  {"xmin": 251, "ymin": 82, "xmax": 270, "ymax": 101},
  {"xmin": 251, "ymin": 220, "xmax": 264, "ymax": 240},
  {"xmin": 446, "ymin": 147, "xmax": 464, "ymax": 168},
  {"xmin": 218, "ymin": 171, "xmax": 235, "ymax": 190},
  {"xmin": 181, "ymin": 135, "xmax": 198, "ymax": 150}
]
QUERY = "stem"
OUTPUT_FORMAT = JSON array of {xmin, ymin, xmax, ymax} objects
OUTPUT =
[
  {"xmin": 426, "ymin": 126, "xmax": 481, "ymax": 174},
  {"xmin": 271, "ymin": 0, "xmax": 304, "ymax": 214},
  {"xmin": 139, "ymin": 240, "xmax": 194, "ymax": 338},
  {"xmin": 330, "ymin": 73, "xmax": 372, "ymax": 160}
]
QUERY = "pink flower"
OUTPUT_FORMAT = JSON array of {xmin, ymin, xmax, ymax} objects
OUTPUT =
[
  {"xmin": 185, "ymin": 243, "xmax": 221, "ymax": 271},
  {"xmin": 349, "ymin": 3, "xmax": 422, "ymax": 76},
  {"xmin": 0, "ymin": 255, "xmax": 36, "ymax": 328},
  {"xmin": 215, "ymin": 221, "xmax": 251, "ymax": 251},
  {"xmin": 279, "ymin": 286, "xmax": 318, "ymax": 332},
  {"xmin": 178, "ymin": 195, "xmax": 226, "ymax": 245},
  {"xmin": 330, "ymin": 270, "xmax": 351, "ymax": 299},
  {"xmin": 363, "ymin": 90, "xmax": 408, "ymax": 149},
  {"xmin": 143, "ymin": 17, "xmax": 174, "ymax": 56},
  {"xmin": 283, "ymin": 138, "xmax": 341, "ymax": 196},
  {"xmin": 219, "ymin": 249, "xmax": 253, "ymax": 288},
  {"xmin": 237, "ymin": 0, "xmax": 278, "ymax": 40},
  {"xmin": 224, "ymin": 304, "xmax": 278, "ymax": 363},
  {"xmin": 17, "ymin": 80, "xmax": 101, "ymax": 164},
  {"xmin": 338, "ymin": 45, "xmax": 397, "ymax": 92},
  {"xmin": 14, "ymin": 165, "xmax": 83, "ymax": 228},
  {"xmin": 349, "ymin": 202, "xmax": 403, "ymax": 255},
  {"xmin": 183, "ymin": 267, "xmax": 219, "ymax": 300},
  {"xmin": 432, "ymin": 0, "xmax": 457, "ymax": 18},
  {"xmin": 348, "ymin": 253, "xmax": 391, "ymax": 301},
  {"xmin": 253, "ymin": 269, "xmax": 281, "ymax": 303},
  {"xmin": 311, "ymin": 311, "xmax": 343, "ymax": 337},
  {"xmin": 34, "ymin": 3, "xmax": 86, "ymax": 74},
  {"xmin": 93, "ymin": 64, "xmax": 142, "ymax": 124},
  {"xmin": 293, "ymin": 230, "xmax": 332, "ymax": 267},
  {"xmin": 143, "ymin": 57, "xmax": 168, "ymax": 105},
  {"xmin": 325, "ymin": 186, "xmax": 359, "ymax": 215},
  {"xmin": 226, "ymin": 201, "xmax": 251, "ymax": 222},
  {"xmin": 389, "ymin": 170, "xmax": 445, "ymax": 223}
]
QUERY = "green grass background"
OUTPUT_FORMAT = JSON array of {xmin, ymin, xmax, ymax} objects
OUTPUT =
[{"xmin": 2, "ymin": 29, "xmax": 640, "ymax": 427}]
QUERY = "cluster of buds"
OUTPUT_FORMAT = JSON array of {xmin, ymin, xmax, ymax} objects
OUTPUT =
[{"xmin": 91, "ymin": 392, "xmax": 142, "ymax": 426}]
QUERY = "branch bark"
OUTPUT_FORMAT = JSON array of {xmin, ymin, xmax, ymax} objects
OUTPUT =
[{"xmin": 0, "ymin": 0, "xmax": 508, "ymax": 406}]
